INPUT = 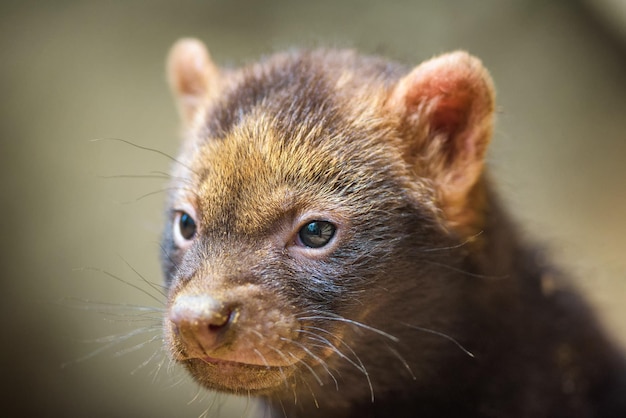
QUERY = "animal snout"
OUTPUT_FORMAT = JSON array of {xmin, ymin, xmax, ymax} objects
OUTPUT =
[{"xmin": 168, "ymin": 294, "xmax": 237, "ymax": 354}]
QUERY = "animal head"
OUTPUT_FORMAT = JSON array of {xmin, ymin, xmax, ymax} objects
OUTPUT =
[{"xmin": 161, "ymin": 38, "xmax": 495, "ymax": 396}]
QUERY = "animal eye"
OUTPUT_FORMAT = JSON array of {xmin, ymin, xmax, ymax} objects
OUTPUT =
[
  {"xmin": 298, "ymin": 221, "xmax": 336, "ymax": 248},
  {"xmin": 174, "ymin": 211, "xmax": 197, "ymax": 245},
  {"xmin": 179, "ymin": 212, "xmax": 197, "ymax": 239}
]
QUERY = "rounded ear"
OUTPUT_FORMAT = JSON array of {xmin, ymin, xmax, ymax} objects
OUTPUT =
[
  {"xmin": 387, "ymin": 51, "xmax": 496, "ymax": 229},
  {"xmin": 167, "ymin": 38, "xmax": 220, "ymax": 124}
]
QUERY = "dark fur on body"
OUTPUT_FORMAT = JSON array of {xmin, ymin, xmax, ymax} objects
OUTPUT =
[{"xmin": 161, "ymin": 41, "xmax": 626, "ymax": 417}]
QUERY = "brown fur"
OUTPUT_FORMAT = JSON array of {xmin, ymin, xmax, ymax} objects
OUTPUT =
[{"xmin": 160, "ymin": 39, "xmax": 626, "ymax": 417}]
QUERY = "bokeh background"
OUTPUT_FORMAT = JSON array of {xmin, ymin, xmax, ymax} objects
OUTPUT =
[{"xmin": 1, "ymin": 1, "xmax": 625, "ymax": 417}]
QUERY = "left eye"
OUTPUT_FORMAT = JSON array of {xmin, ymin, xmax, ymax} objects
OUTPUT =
[
  {"xmin": 298, "ymin": 221, "xmax": 336, "ymax": 248},
  {"xmin": 178, "ymin": 212, "xmax": 197, "ymax": 240},
  {"xmin": 173, "ymin": 210, "xmax": 197, "ymax": 248}
]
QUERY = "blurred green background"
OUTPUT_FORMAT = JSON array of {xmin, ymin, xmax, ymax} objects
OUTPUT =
[{"xmin": 1, "ymin": 0, "xmax": 625, "ymax": 417}]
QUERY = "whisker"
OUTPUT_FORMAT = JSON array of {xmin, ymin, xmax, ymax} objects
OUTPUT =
[
  {"xmin": 98, "ymin": 171, "xmax": 196, "ymax": 190},
  {"xmin": 253, "ymin": 348, "xmax": 271, "ymax": 370},
  {"xmin": 113, "ymin": 333, "xmax": 162, "ymax": 357},
  {"xmin": 159, "ymin": 242, "xmax": 185, "ymax": 279},
  {"xmin": 117, "ymin": 255, "xmax": 168, "ymax": 298},
  {"xmin": 59, "ymin": 297, "xmax": 164, "ymax": 314},
  {"xmin": 74, "ymin": 267, "xmax": 164, "ymax": 305},
  {"xmin": 301, "ymin": 376, "xmax": 320, "ymax": 409},
  {"xmin": 291, "ymin": 380, "xmax": 298, "ymax": 405},
  {"xmin": 298, "ymin": 322, "xmax": 375, "ymax": 400},
  {"xmin": 62, "ymin": 325, "xmax": 161, "ymax": 367},
  {"xmin": 266, "ymin": 345, "xmax": 290, "ymax": 389},
  {"xmin": 149, "ymin": 351, "xmax": 168, "ymax": 383},
  {"xmin": 99, "ymin": 173, "xmax": 172, "ymax": 180},
  {"xmin": 130, "ymin": 347, "xmax": 163, "ymax": 376},
  {"xmin": 241, "ymin": 392, "xmax": 252, "ymax": 418},
  {"xmin": 81, "ymin": 325, "xmax": 161, "ymax": 344},
  {"xmin": 277, "ymin": 398, "xmax": 288, "ymax": 418},
  {"xmin": 424, "ymin": 260, "xmax": 509, "ymax": 280},
  {"xmin": 188, "ymin": 384, "xmax": 207, "ymax": 406},
  {"xmin": 297, "ymin": 313, "xmax": 399, "ymax": 343},
  {"xmin": 298, "ymin": 329, "xmax": 364, "ymax": 374},
  {"xmin": 283, "ymin": 337, "xmax": 338, "ymax": 390},
  {"xmin": 166, "ymin": 355, "xmax": 180, "ymax": 378},
  {"xmin": 91, "ymin": 314, "xmax": 161, "ymax": 324},
  {"xmin": 402, "ymin": 322, "xmax": 475, "ymax": 358},
  {"xmin": 90, "ymin": 137, "xmax": 199, "ymax": 176},
  {"xmin": 119, "ymin": 187, "xmax": 183, "ymax": 204},
  {"xmin": 288, "ymin": 352, "xmax": 323, "ymax": 387},
  {"xmin": 248, "ymin": 329, "xmax": 265, "ymax": 340},
  {"xmin": 385, "ymin": 343, "xmax": 416, "ymax": 380},
  {"xmin": 198, "ymin": 393, "xmax": 218, "ymax": 418},
  {"xmin": 421, "ymin": 230, "xmax": 484, "ymax": 252}
]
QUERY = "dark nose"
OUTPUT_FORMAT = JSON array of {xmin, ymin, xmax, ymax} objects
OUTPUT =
[{"xmin": 168, "ymin": 294, "xmax": 235, "ymax": 353}]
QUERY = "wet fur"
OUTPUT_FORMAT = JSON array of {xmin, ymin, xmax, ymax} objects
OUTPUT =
[{"xmin": 161, "ymin": 43, "xmax": 626, "ymax": 417}]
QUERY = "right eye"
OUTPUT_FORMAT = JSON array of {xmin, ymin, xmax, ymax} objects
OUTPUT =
[
  {"xmin": 297, "ymin": 220, "xmax": 336, "ymax": 249},
  {"xmin": 173, "ymin": 210, "xmax": 197, "ymax": 247}
]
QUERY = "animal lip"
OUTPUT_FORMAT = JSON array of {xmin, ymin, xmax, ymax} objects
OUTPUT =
[
  {"xmin": 198, "ymin": 356, "xmax": 269, "ymax": 368},
  {"xmin": 186, "ymin": 356, "xmax": 299, "ymax": 392},
  {"xmin": 197, "ymin": 355, "xmax": 297, "ymax": 369},
  {"xmin": 200, "ymin": 356, "xmax": 222, "ymax": 364}
]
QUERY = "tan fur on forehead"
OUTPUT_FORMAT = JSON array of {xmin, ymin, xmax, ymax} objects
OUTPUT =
[
  {"xmin": 185, "ymin": 109, "xmax": 434, "ymax": 236},
  {"xmin": 170, "ymin": 47, "xmax": 462, "ymax": 234}
]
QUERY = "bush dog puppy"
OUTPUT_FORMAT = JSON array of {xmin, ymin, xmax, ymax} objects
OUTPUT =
[{"xmin": 161, "ymin": 38, "xmax": 626, "ymax": 417}]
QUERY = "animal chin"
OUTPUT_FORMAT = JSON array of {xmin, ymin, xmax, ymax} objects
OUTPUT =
[{"xmin": 184, "ymin": 357, "xmax": 298, "ymax": 392}]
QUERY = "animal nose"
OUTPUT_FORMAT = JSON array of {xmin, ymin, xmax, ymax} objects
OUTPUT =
[{"xmin": 168, "ymin": 294, "xmax": 235, "ymax": 353}]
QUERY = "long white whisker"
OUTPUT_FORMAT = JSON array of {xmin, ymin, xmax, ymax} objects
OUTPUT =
[
  {"xmin": 118, "ymin": 256, "xmax": 168, "ymax": 297},
  {"xmin": 100, "ymin": 173, "xmax": 172, "ymax": 180},
  {"xmin": 241, "ymin": 392, "xmax": 252, "ymax": 418},
  {"xmin": 150, "ymin": 352, "xmax": 168, "ymax": 383},
  {"xmin": 277, "ymin": 398, "xmax": 288, "ymax": 418},
  {"xmin": 59, "ymin": 297, "xmax": 165, "ymax": 313},
  {"xmin": 187, "ymin": 385, "xmax": 204, "ymax": 406},
  {"xmin": 298, "ymin": 329, "xmax": 365, "ymax": 374},
  {"xmin": 74, "ymin": 267, "xmax": 164, "ymax": 305},
  {"xmin": 253, "ymin": 348, "xmax": 271, "ymax": 370},
  {"xmin": 297, "ymin": 324, "xmax": 374, "ymax": 402},
  {"xmin": 301, "ymin": 375, "xmax": 320, "ymax": 409},
  {"xmin": 423, "ymin": 260, "xmax": 508, "ymax": 280},
  {"xmin": 266, "ymin": 345, "xmax": 290, "ymax": 389},
  {"xmin": 420, "ymin": 230, "xmax": 484, "ymax": 252},
  {"xmin": 297, "ymin": 314, "xmax": 399, "ymax": 342},
  {"xmin": 62, "ymin": 325, "xmax": 161, "ymax": 367},
  {"xmin": 113, "ymin": 334, "xmax": 161, "ymax": 357},
  {"xmin": 283, "ymin": 337, "xmax": 338, "ymax": 391},
  {"xmin": 288, "ymin": 352, "xmax": 323, "ymax": 386},
  {"xmin": 88, "ymin": 326, "xmax": 162, "ymax": 344},
  {"xmin": 90, "ymin": 137, "xmax": 200, "ymax": 176},
  {"xmin": 131, "ymin": 348, "xmax": 163, "ymax": 376},
  {"xmin": 385, "ymin": 343, "xmax": 416, "ymax": 380},
  {"xmin": 403, "ymin": 322, "xmax": 475, "ymax": 358}
]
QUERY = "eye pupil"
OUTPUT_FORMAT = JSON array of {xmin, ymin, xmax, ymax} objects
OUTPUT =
[
  {"xmin": 179, "ymin": 212, "xmax": 197, "ymax": 240},
  {"xmin": 298, "ymin": 221, "xmax": 335, "ymax": 249}
]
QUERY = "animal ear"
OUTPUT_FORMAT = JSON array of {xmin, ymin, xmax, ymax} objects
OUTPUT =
[
  {"xmin": 167, "ymin": 38, "xmax": 220, "ymax": 124},
  {"xmin": 388, "ymin": 51, "xmax": 496, "ymax": 230}
]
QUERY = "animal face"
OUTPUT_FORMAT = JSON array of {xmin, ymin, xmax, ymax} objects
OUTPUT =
[{"xmin": 161, "ymin": 39, "xmax": 494, "ymax": 397}]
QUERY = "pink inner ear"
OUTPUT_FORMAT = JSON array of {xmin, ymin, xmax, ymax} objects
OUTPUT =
[
  {"xmin": 413, "ymin": 74, "xmax": 474, "ymax": 139},
  {"xmin": 430, "ymin": 94, "xmax": 471, "ymax": 138}
]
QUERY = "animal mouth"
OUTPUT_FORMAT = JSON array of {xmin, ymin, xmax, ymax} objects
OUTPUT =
[
  {"xmin": 185, "ymin": 356, "xmax": 298, "ymax": 392},
  {"xmin": 198, "ymin": 355, "xmax": 282, "ymax": 368},
  {"xmin": 200, "ymin": 355, "xmax": 223, "ymax": 364}
]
